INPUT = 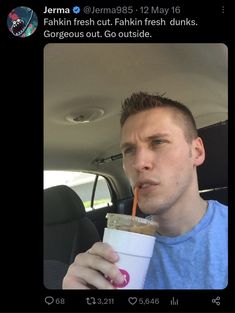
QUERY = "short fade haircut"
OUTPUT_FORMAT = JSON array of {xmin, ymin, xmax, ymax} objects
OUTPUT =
[{"xmin": 120, "ymin": 91, "xmax": 198, "ymax": 143}]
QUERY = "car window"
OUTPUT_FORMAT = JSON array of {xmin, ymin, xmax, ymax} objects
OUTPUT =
[
  {"xmin": 43, "ymin": 171, "xmax": 112, "ymax": 211},
  {"xmin": 93, "ymin": 175, "xmax": 113, "ymax": 209}
]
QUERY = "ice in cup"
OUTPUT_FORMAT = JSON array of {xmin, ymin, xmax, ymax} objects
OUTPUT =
[
  {"xmin": 106, "ymin": 213, "xmax": 158, "ymax": 236},
  {"xmin": 103, "ymin": 213, "xmax": 158, "ymax": 289}
]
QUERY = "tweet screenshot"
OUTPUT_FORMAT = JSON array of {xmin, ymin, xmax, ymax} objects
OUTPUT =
[{"xmin": 1, "ymin": 0, "xmax": 232, "ymax": 312}]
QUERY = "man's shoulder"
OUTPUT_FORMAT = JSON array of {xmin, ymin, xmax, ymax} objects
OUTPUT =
[
  {"xmin": 208, "ymin": 200, "xmax": 228, "ymax": 231},
  {"xmin": 208, "ymin": 199, "xmax": 228, "ymax": 211}
]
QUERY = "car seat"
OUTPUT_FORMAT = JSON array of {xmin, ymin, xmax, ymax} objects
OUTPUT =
[{"xmin": 44, "ymin": 185, "xmax": 100, "ymax": 288}]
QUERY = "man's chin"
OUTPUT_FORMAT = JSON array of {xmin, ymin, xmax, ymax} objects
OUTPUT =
[
  {"xmin": 138, "ymin": 200, "xmax": 166, "ymax": 215},
  {"xmin": 138, "ymin": 204, "xmax": 158, "ymax": 215}
]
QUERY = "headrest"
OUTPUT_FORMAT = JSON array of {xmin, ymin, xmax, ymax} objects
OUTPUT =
[
  {"xmin": 197, "ymin": 121, "xmax": 228, "ymax": 190},
  {"xmin": 44, "ymin": 185, "xmax": 86, "ymax": 225}
]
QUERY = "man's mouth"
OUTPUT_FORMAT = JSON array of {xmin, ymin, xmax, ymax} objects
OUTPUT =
[
  {"xmin": 139, "ymin": 183, "xmax": 155, "ymax": 189},
  {"xmin": 135, "ymin": 180, "xmax": 159, "ymax": 193}
]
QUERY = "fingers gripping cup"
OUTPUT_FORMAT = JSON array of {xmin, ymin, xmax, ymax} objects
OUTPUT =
[{"xmin": 103, "ymin": 213, "xmax": 158, "ymax": 289}]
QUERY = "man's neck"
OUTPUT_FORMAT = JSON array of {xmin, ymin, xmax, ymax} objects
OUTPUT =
[{"xmin": 152, "ymin": 197, "xmax": 208, "ymax": 237}]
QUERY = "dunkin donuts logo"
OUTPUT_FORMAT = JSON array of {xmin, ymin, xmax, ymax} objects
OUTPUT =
[{"xmin": 108, "ymin": 268, "xmax": 130, "ymax": 288}]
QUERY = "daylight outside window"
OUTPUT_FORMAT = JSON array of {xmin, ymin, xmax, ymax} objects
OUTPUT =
[{"xmin": 44, "ymin": 171, "xmax": 112, "ymax": 211}]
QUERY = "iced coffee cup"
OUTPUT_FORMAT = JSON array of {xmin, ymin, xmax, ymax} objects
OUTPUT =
[{"xmin": 103, "ymin": 213, "xmax": 158, "ymax": 289}]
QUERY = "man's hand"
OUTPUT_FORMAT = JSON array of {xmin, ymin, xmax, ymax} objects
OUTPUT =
[{"xmin": 62, "ymin": 242, "xmax": 124, "ymax": 289}]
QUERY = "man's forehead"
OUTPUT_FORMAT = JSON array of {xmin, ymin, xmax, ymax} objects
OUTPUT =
[{"xmin": 120, "ymin": 110, "xmax": 184, "ymax": 146}]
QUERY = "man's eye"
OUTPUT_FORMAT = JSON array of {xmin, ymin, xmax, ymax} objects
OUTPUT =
[
  {"xmin": 123, "ymin": 147, "xmax": 135, "ymax": 155},
  {"xmin": 152, "ymin": 139, "xmax": 164, "ymax": 145}
]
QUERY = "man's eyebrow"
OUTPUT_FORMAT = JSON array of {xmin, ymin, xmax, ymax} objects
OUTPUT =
[
  {"xmin": 120, "ymin": 133, "xmax": 170, "ymax": 150},
  {"xmin": 147, "ymin": 133, "xmax": 170, "ymax": 140}
]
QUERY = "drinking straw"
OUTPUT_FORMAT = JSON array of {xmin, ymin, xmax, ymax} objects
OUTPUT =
[{"xmin": 132, "ymin": 187, "xmax": 139, "ymax": 217}]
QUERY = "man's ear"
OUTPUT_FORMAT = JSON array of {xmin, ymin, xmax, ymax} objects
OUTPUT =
[{"xmin": 193, "ymin": 137, "xmax": 205, "ymax": 166}]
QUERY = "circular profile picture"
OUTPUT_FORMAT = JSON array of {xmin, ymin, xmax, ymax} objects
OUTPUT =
[{"xmin": 7, "ymin": 6, "xmax": 38, "ymax": 38}]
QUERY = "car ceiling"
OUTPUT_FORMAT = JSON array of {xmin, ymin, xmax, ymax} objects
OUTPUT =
[{"xmin": 44, "ymin": 43, "xmax": 228, "ymax": 173}]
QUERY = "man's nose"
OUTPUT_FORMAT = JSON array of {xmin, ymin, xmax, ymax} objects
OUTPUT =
[{"xmin": 133, "ymin": 149, "xmax": 154, "ymax": 172}]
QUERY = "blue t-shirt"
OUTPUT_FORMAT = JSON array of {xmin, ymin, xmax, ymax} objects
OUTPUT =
[{"xmin": 144, "ymin": 200, "xmax": 228, "ymax": 289}]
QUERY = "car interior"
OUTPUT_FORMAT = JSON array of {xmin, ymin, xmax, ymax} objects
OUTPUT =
[{"xmin": 43, "ymin": 44, "xmax": 228, "ymax": 289}]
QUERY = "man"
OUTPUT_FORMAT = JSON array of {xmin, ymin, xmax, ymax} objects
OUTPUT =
[{"xmin": 63, "ymin": 91, "xmax": 228, "ymax": 289}]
